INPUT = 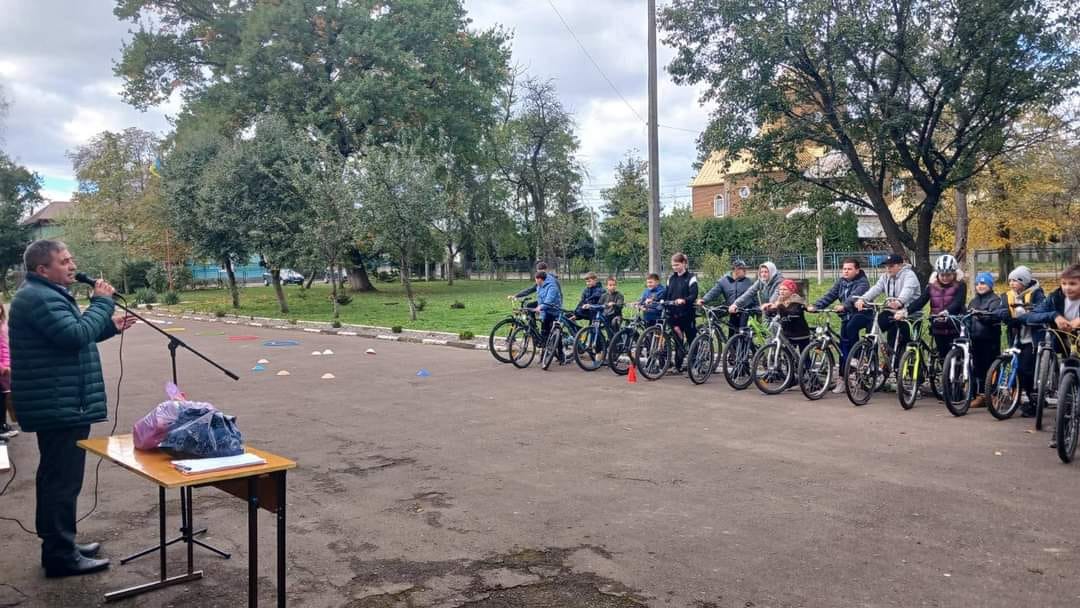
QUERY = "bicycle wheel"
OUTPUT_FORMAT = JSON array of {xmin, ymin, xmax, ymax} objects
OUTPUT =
[
  {"xmin": 986, "ymin": 357, "xmax": 1021, "ymax": 420},
  {"xmin": 540, "ymin": 325, "xmax": 561, "ymax": 370},
  {"xmin": 798, "ymin": 342, "xmax": 834, "ymax": 401},
  {"xmin": 722, "ymin": 333, "xmax": 755, "ymax": 390},
  {"xmin": 488, "ymin": 317, "xmax": 519, "ymax": 364},
  {"xmin": 507, "ymin": 326, "xmax": 536, "ymax": 369},
  {"xmin": 1055, "ymin": 372, "xmax": 1080, "ymax": 463},
  {"xmin": 607, "ymin": 328, "xmax": 637, "ymax": 376},
  {"xmin": 942, "ymin": 349, "xmax": 974, "ymax": 416},
  {"xmin": 1035, "ymin": 348, "xmax": 1059, "ymax": 431},
  {"xmin": 896, "ymin": 347, "xmax": 921, "ymax": 410},
  {"xmin": 844, "ymin": 340, "xmax": 880, "ymax": 406},
  {"xmin": 573, "ymin": 325, "xmax": 608, "ymax": 372},
  {"xmin": 634, "ymin": 325, "xmax": 670, "ymax": 381},
  {"xmin": 751, "ymin": 343, "xmax": 794, "ymax": 395},
  {"xmin": 686, "ymin": 333, "xmax": 716, "ymax": 385},
  {"xmin": 928, "ymin": 354, "xmax": 944, "ymax": 401}
]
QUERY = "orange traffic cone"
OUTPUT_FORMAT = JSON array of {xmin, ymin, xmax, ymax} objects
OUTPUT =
[{"xmin": 627, "ymin": 363, "xmax": 638, "ymax": 384}]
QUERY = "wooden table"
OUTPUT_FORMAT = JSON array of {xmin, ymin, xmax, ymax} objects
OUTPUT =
[{"xmin": 79, "ymin": 434, "xmax": 296, "ymax": 606}]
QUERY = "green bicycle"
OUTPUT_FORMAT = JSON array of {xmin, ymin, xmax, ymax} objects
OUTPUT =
[{"xmin": 895, "ymin": 314, "xmax": 943, "ymax": 410}]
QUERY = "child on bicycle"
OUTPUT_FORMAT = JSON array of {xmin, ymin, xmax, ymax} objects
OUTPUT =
[
  {"xmin": 533, "ymin": 270, "xmax": 565, "ymax": 364},
  {"xmin": 968, "ymin": 272, "xmax": 1004, "ymax": 408},
  {"xmin": 639, "ymin": 273, "xmax": 666, "ymax": 324},
  {"xmin": 599, "ymin": 276, "xmax": 625, "ymax": 329},
  {"xmin": 763, "ymin": 279, "xmax": 812, "ymax": 356},
  {"xmin": 903, "ymin": 254, "xmax": 967, "ymax": 361},
  {"xmin": 1026, "ymin": 263, "xmax": 1080, "ymax": 336},
  {"xmin": 573, "ymin": 272, "xmax": 605, "ymax": 321},
  {"xmin": 666, "ymin": 253, "xmax": 699, "ymax": 345},
  {"xmin": 997, "ymin": 266, "xmax": 1045, "ymax": 415}
]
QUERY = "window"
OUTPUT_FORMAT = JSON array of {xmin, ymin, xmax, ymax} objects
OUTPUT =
[
  {"xmin": 713, "ymin": 194, "xmax": 728, "ymax": 217},
  {"xmin": 739, "ymin": 185, "xmax": 751, "ymax": 199}
]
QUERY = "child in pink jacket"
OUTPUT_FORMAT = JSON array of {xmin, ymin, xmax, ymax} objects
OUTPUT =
[{"xmin": 0, "ymin": 295, "xmax": 15, "ymax": 439}]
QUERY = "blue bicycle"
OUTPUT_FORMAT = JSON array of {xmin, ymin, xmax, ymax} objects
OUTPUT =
[
  {"xmin": 540, "ymin": 309, "xmax": 581, "ymax": 371},
  {"xmin": 987, "ymin": 330, "xmax": 1024, "ymax": 420}
]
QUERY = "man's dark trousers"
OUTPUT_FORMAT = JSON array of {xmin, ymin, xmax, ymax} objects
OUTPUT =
[
  {"xmin": 36, "ymin": 424, "xmax": 91, "ymax": 566},
  {"xmin": 839, "ymin": 313, "xmax": 873, "ymax": 369}
]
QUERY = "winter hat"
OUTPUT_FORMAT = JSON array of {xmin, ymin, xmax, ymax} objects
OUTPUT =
[
  {"xmin": 1008, "ymin": 266, "xmax": 1033, "ymax": 286},
  {"xmin": 976, "ymin": 272, "xmax": 995, "ymax": 288},
  {"xmin": 780, "ymin": 279, "xmax": 798, "ymax": 293}
]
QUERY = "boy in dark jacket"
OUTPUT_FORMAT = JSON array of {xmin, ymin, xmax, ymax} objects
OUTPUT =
[
  {"xmin": 1024, "ymin": 264, "xmax": 1080, "ymax": 447},
  {"xmin": 997, "ymin": 266, "xmax": 1045, "ymax": 414},
  {"xmin": 639, "ymin": 274, "xmax": 666, "ymax": 324},
  {"xmin": 968, "ymin": 272, "xmax": 1003, "ymax": 408},
  {"xmin": 598, "ymin": 276, "xmax": 625, "ymax": 329},
  {"xmin": 698, "ymin": 258, "xmax": 752, "ymax": 333},
  {"xmin": 809, "ymin": 257, "xmax": 871, "ymax": 375},
  {"xmin": 666, "ymin": 253, "xmax": 699, "ymax": 369},
  {"xmin": 573, "ymin": 272, "xmax": 605, "ymax": 321}
]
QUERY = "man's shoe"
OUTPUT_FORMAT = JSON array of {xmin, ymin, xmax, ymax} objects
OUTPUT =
[
  {"xmin": 44, "ymin": 555, "xmax": 110, "ymax": 578},
  {"xmin": 77, "ymin": 542, "xmax": 101, "ymax": 558},
  {"xmin": 971, "ymin": 395, "xmax": 987, "ymax": 408},
  {"xmin": 1020, "ymin": 407, "xmax": 1036, "ymax": 418}
]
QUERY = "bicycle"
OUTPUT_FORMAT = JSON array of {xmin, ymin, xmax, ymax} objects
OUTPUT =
[
  {"xmin": 606, "ymin": 305, "xmax": 647, "ymax": 376},
  {"xmin": 750, "ymin": 311, "xmax": 804, "ymax": 395},
  {"xmin": 1034, "ymin": 328, "xmax": 1063, "ymax": 431},
  {"xmin": 845, "ymin": 299, "xmax": 905, "ymax": 406},
  {"xmin": 939, "ymin": 310, "xmax": 996, "ymax": 417},
  {"xmin": 633, "ymin": 301, "xmax": 692, "ymax": 381},
  {"xmin": 798, "ymin": 311, "xmax": 842, "ymax": 400},
  {"xmin": 686, "ymin": 305, "xmax": 729, "ymax": 385},
  {"xmin": 572, "ymin": 304, "xmax": 613, "ymax": 372},
  {"xmin": 540, "ymin": 309, "xmax": 581, "ymax": 371},
  {"xmin": 505, "ymin": 306, "xmax": 547, "ymax": 370},
  {"xmin": 722, "ymin": 308, "xmax": 767, "ymax": 390},
  {"xmin": 895, "ymin": 315, "xmax": 943, "ymax": 410},
  {"xmin": 1053, "ymin": 331, "xmax": 1080, "ymax": 463},
  {"xmin": 488, "ymin": 299, "xmax": 539, "ymax": 364},
  {"xmin": 986, "ymin": 330, "xmax": 1025, "ymax": 420}
]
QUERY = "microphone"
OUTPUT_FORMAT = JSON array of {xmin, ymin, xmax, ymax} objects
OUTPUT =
[{"xmin": 74, "ymin": 272, "xmax": 126, "ymax": 301}]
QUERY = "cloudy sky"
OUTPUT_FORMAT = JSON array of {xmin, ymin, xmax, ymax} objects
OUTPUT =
[{"xmin": 0, "ymin": 0, "xmax": 711, "ymax": 211}]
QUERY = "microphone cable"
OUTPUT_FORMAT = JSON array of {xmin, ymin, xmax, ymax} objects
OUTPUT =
[{"xmin": 0, "ymin": 302, "xmax": 128, "ymax": 535}]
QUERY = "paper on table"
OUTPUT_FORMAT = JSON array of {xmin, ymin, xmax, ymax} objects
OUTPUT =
[{"xmin": 171, "ymin": 452, "xmax": 266, "ymax": 475}]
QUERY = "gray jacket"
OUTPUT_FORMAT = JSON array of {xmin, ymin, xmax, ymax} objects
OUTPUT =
[
  {"xmin": 733, "ymin": 262, "xmax": 784, "ymax": 309},
  {"xmin": 861, "ymin": 264, "xmax": 921, "ymax": 307}
]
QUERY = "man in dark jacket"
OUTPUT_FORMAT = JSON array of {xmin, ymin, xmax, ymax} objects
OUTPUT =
[
  {"xmin": 9, "ymin": 240, "xmax": 134, "ymax": 578},
  {"xmin": 666, "ymin": 253, "xmax": 699, "ymax": 369},
  {"xmin": 698, "ymin": 258, "xmax": 752, "ymax": 334},
  {"xmin": 809, "ymin": 257, "xmax": 871, "ymax": 378}
]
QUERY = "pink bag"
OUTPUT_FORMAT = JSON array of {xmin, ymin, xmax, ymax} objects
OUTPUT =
[{"xmin": 132, "ymin": 383, "xmax": 217, "ymax": 450}]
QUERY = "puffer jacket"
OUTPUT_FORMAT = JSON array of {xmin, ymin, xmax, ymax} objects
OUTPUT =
[
  {"xmin": 814, "ymin": 269, "xmax": 871, "ymax": 317},
  {"xmin": 968, "ymin": 290, "xmax": 1003, "ymax": 341},
  {"xmin": 0, "ymin": 319, "xmax": 10, "ymax": 393},
  {"xmin": 575, "ymin": 283, "xmax": 605, "ymax": 319},
  {"xmin": 733, "ymin": 262, "xmax": 784, "ymax": 310},
  {"xmin": 998, "ymin": 281, "xmax": 1045, "ymax": 344},
  {"xmin": 702, "ymin": 273, "xmax": 752, "ymax": 306},
  {"xmin": 908, "ymin": 277, "xmax": 967, "ymax": 336},
  {"xmin": 8, "ymin": 272, "xmax": 118, "ymax": 432},
  {"xmin": 536, "ymin": 276, "xmax": 563, "ymax": 321}
]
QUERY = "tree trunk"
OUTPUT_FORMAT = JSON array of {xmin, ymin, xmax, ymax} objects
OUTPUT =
[
  {"xmin": 402, "ymin": 253, "xmax": 418, "ymax": 321},
  {"xmin": 305, "ymin": 267, "xmax": 317, "ymax": 290},
  {"xmin": 330, "ymin": 263, "xmax": 340, "ymax": 320},
  {"xmin": 912, "ymin": 198, "xmax": 939, "ymax": 286},
  {"xmin": 345, "ymin": 249, "xmax": 377, "ymax": 292},
  {"xmin": 998, "ymin": 226, "xmax": 1014, "ymax": 280},
  {"xmin": 271, "ymin": 268, "xmax": 289, "ymax": 314},
  {"xmin": 425, "ymin": 258, "xmax": 431, "ymax": 281},
  {"xmin": 224, "ymin": 258, "xmax": 240, "ymax": 309},
  {"xmin": 446, "ymin": 243, "xmax": 455, "ymax": 287}
]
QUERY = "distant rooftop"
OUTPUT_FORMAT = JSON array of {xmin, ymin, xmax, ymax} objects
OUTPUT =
[{"xmin": 21, "ymin": 200, "xmax": 74, "ymax": 226}]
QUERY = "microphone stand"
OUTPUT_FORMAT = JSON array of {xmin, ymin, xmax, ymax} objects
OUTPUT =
[{"xmin": 105, "ymin": 296, "xmax": 237, "ymax": 564}]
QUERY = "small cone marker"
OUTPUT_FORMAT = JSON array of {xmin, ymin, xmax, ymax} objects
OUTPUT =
[
  {"xmin": 321, "ymin": 373, "xmax": 336, "ymax": 379},
  {"xmin": 312, "ymin": 351, "xmax": 323, "ymax": 356},
  {"xmin": 627, "ymin": 364, "xmax": 637, "ymax": 384},
  {"xmin": 365, "ymin": 348, "xmax": 376, "ymax": 355},
  {"xmin": 276, "ymin": 370, "xmax": 291, "ymax": 376},
  {"xmin": 252, "ymin": 365, "xmax": 266, "ymax": 372},
  {"xmin": 257, "ymin": 359, "xmax": 270, "ymax": 364},
  {"xmin": 416, "ymin": 369, "xmax": 431, "ymax": 377},
  {"xmin": 322, "ymin": 349, "xmax": 334, "ymax": 355}
]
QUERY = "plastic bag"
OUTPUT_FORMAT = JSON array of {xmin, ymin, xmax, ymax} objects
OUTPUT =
[
  {"xmin": 159, "ymin": 407, "xmax": 244, "ymax": 459},
  {"xmin": 132, "ymin": 383, "xmax": 216, "ymax": 450}
]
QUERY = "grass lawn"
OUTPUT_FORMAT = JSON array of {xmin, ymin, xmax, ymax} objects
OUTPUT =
[{"xmin": 164, "ymin": 278, "xmax": 844, "ymax": 337}]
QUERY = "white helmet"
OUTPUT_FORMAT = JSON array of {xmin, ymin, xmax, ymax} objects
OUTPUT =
[{"xmin": 934, "ymin": 254, "xmax": 959, "ymax": 273}]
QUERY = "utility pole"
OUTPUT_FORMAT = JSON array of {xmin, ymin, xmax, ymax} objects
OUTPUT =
[{"xmin": 647, "ymin": 0, "xmax": 662, "ymax": 274}]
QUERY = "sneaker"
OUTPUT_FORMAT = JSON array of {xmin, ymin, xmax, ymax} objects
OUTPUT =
[
  {"xmin": 970, "ymin": 395, "xmax": 987, "ymax": 408},
  {"xmin": 832, "ymin": 380, "xmax": 846, "ymax": 394}
]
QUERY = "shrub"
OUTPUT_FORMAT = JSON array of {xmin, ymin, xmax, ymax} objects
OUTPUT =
[
  {"xmin": 458, "ymin": 330, "xmax": 475, "ymax": 340},
  {"xmin": 392, "ymin": 325, "xmax": 403, "ymax": 333},
  {"xmin": 331, "ymin": 320, "xmax": 342, "ymax": 328},
  {"xmin": 214, "ymin": 309, "xmax": 227, "ymax": 318},
  {"xmin": 377, "ymin": 270, "xmax": 400, "ymax": 283},
  {"xmin": 162, "ymin": 291, "xmax": 180, "ymax": 305},
  {"xmin": 133, "ymin": 287, "xmax": 157, "ymax": 305},
  {"xmin": 416, "ymin": 297, "xmax": 427, "ymax": 312},
  {"xmin": 450, "ymin": 301, "xmax": 465, "ymax": 309},
  {"xmin": 295, "ymin": 288, "xmax": 308, "ymax": 300},
  {"xmin": 288, "ymin": 318, "xmax": 298, "ymax": 325},
  {"xmin": 146, "ymin": 264, "xmax": 169, "ymax": 293},
  {"xmin": 335, "ymin": 293, "xmax": 353, "ymax": 305},
  {"xmin": 122, "ymin": 260, "xmax": 157, "ymax": 292}
]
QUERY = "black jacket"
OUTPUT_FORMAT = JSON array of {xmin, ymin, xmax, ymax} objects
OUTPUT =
[
  {"xmin": 968, "ymin": 290, "xmax": 1003, "ymax": 341},
  {"xmin": 702, "ymin": 273, "xmax": 752, "ymax": 306},
  {"xmin": 814, "ymin": 270, "xmax": 871, "ymax": 317},
  {"xmin": 665, "ymin": 271, "xmax": 699, "ymax": 320}
]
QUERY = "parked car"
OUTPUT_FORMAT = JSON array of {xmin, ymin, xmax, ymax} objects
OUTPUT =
[{"xmin": 263, "ymin": 269, "xmax": 305, "ymax": 286}]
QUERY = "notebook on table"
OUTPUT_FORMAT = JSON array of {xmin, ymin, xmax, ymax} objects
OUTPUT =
[{"xmin": 171, "ymin": 452, "xmax": 267, "ymax": 475}]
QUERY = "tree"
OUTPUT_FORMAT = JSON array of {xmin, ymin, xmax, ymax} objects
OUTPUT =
[
  {"xmin": 496, "ymin": 78, "xmax": 585, "ymax": 261},
  {"xmin": 0, "ymin": 152, "xmax": 42, "ymax": 292},
  {"xmin": 661, "ymin": 0, "xmax": 1080, "ymax": 281},
  {"xmin": 358, "ymin": 145, "xmax": 444, "ymax": 320},
  {"xmin": 69, "ymin": 128, "xmax": 161, "ymax": 293},
  {"xmin": 114, "ymin": 0, "xmax": 510, "ymax": 292},
  {"xmin": 598, "ymin": 153, "xmax": 650, "ymax": 271},
  {"xmin": 162, "ymin": 123, "xmax": 250, "ymax": 307}
]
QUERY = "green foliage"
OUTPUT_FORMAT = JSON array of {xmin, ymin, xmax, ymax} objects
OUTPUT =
[
  {"xmin": 214, "ymin": 309, "xmax": 226, "ymax": 318},
  {"xmin": 598, "ymin": 153, "xmax": 649, "ymax": 270},
  {"xmin": 133, "ymin": 287, "xmax": 157, "ymax": 304},
  {"xmin": 0, "ymin": 152, "xmax": 41, "ymax": 290},
  {"xmin": 331, "ymin": 320, "xmax": 342, "ymax": 329},
  {"xmin": 391, "ymin": 325, "xmax": 403, "ymax": 334},
  {"xmin": 146, "ymin": 264, "xmax": 169, "ymax": 293},
  {"xmin": 699, "ymin": 252, "xmax": 725, "ymax": 284},
  {"xmin": 450, "ymin": 301, "xmax": 465, "ymax": 309},
  {"xmin": 416, "ymin": 298, "xmax": 427, "ymax": 312},
  {"xmin": 334, "ymin": 293, "xmax": 352, "ymax": 306},
  {"xmin": 162, "ymin": 291, "xmax": 180, "ymax": 305},
  {"xmin": 122, "ymin": 260, "xmax": 156, "ymax": 293},
  {"xmin": 458, "ymin": 331, "xmax": 475, "ymax": 340}
]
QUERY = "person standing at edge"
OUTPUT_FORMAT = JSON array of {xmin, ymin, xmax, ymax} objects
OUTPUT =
[
  {"xmin": 666, "ymin": 253, "xmax": 699, "ymax": 369},
  {"xmin": 8, "ymin": 240, "xmax": 135, "ymax": 578}
]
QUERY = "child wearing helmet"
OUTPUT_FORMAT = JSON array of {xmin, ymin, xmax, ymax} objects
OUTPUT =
[{"xmin": 904, "ymin": 254, "xmax": 968, "ymax": 360}]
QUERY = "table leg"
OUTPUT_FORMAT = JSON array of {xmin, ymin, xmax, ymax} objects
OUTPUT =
[
  {"xmin": 249, "ymin": 476, "xmax": 259, "ymax": 608},
  {"xmin": 159, "ymin": 486, "xmax": 167, "ymax": 581},
  {"xmin": 184, "ymin": 487, "xmax": 195, "ymax": 574},
  {"xmin": 277, "ymin": 471, "xmax": 286, "ymax": 608}
]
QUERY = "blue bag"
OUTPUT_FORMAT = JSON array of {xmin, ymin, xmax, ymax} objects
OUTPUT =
[{"xmin": 159, "ymin": 406, "xmax": 244, "ymax": 458}]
